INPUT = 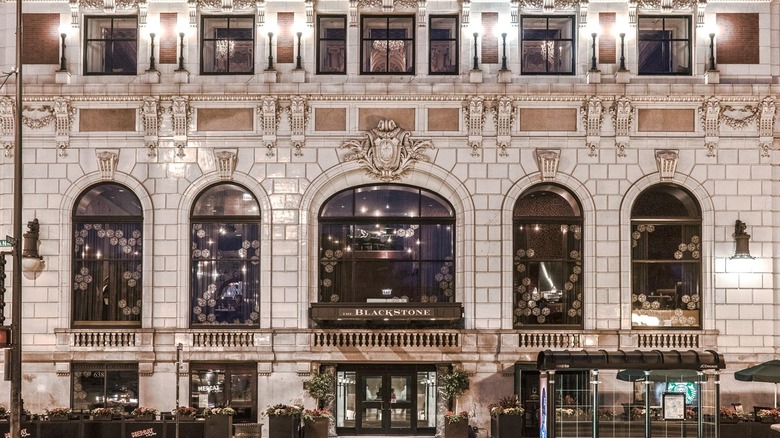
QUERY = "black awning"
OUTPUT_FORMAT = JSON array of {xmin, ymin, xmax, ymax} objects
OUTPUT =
[{"xmin": 536, "ymin": 349, "xmax": 726, "ymax": 371}]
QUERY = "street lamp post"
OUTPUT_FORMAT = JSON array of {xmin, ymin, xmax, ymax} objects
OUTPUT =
[
  {"xmin": 618, "ymin": 32, "xmax": 627, "ymax": 71},
  {"xmin": 148, "ymin": 32, "xmax": 157, "ymax": 71},
  {"xmin": 58, "ymin": 32, "xmax": 67, "ymax": 71},
  {"xmin": 177, "ymin": 32, "xmax": 186, "ymax": 71},
  {"xmin": 267, "ymin": 32, "xmax": 275, "ymax": 70},
  {"xmin": 708, "ymin": 33, "xmax": 717, "ymax": 71},
  {"xmin": 472, "ymin": 32, "xmax": 479, "ymax": 70},
  {"xmin": 590, "ymin": 32, "xmax": 598, "ymax": 71},
  {"xmin": 295, "ymin": 31, "xmax": 303, "ymax": 70},
  {"xmin": 500, "ymin": 32, "xmax": 508, "ymax": 71}
]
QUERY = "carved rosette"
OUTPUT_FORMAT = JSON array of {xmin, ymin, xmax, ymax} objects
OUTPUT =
[
  {"xmin": 609, "ymin": 96, "xmax": 632, "ymax": 157},
  {"xmin": 54, "ymin": 97, "xmax": 75, "ymax": 157},
  {"xmin": 535, "ymin": 149, "xmax": 561, "ymax": 181},
  {"xmin": 581, "ymin": 96, "xmax": 603, "ymax": 156},
  {"xmin": 259, "ymin": 96, "xmax": 278, "ymax": 157},
  {"xmin": 141, "ymin": 96, "xmax": 160, "ymax": 157},
  {"xmin": 215, "ymin": 150, "xmax": 237, "ymax": 180},
  {"xmin": 340, "ymin": 119, "xmax": 434, "ymax": 181},
  {"xmin": 171, "ymin": 96, "xmax": 190, "ymax": 157},
  {"xmin": 96, "ymin": 151, "xmax": 118, "ymax": 180},
  {"xmin": 0, "ymin": 96, "xmax": 14, "ymax": 157},
  {"xmin": 463, "ymin": 96, "xmax": 485, "ymax": 157},
  {"xmin": 655, "ymin": 149, "xmax": 679, "ymax": 181},
  {"xmin": 758, "ymin": 96, "xmax": 776, "ymax": 157},
  {"xmin": 494, "ymin": 96, "xmax": 515, "ymax": 157},
  {"xmin": 288, "ymin": 96, "xmax": 310, "ymax": 157}
]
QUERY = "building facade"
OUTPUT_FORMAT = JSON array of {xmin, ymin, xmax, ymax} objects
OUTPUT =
[{"xmin": 0, "ymin": 0, "xmax": 778, "ymax": 435}]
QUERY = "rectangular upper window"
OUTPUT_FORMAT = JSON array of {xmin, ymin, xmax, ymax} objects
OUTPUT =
[
  {"xmin": 84, "ymin": 16, "xmax": 137, "ymax": 75},
  {"xmin": 361, "ymin": 15, "xmax": 415, "ymax": 74},
  {"xmin": 317, "ymin": 15, "xmax": 347, "ymax": 74},
  {"xmin": 429, "ymin": 15, "xmax": 458, "ymax": 75},
  {"xmin": 520, "ymin": 16, "xmax": 575, "ymax": 75},
  {"xmin": 638, "ymin": 16, "xmax": 691, "ymax": 75},
  {"xmin": 201, "ymin": 16, "xmax": 255, "ymax": 74}
]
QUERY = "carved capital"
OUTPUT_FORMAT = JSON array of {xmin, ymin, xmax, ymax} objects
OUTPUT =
[
  {"xmin": 54, "ymin": 97, "xmax": 75, "ymax": 157},
  {"xmin": 259, "ymin": 96, "xmax": 279, "ymax": 157},
  {"xmin": 463, "ymin": 96, "xmax": 485, "ymax": 157},
  {"xmin": 494, "ymin": 96, "xmax": 515, "ymax": 157},
  {"xmin": 171, "ymin": 96, "xmax": 191, "ymax": 157},
  {"xmin": 0, "ymin": 96, "xmax": 15, "ymax": 157},
  {"xmin": 141, "ymin": 96, "xmax": 161, "ymax": 157}
]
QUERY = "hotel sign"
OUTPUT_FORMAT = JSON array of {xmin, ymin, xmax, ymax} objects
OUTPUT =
[
  {"xmin": 339, "ymin": 307, "xmax": 433, "ymax": 318},
  {"xmin": 310, "ymin": 303, "xmax": 462, "ymax": 324}
]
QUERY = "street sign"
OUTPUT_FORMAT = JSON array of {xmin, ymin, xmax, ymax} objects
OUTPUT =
[{"xmin": 0, "ymin": 236, "xmax": 14, "ymax": 248}]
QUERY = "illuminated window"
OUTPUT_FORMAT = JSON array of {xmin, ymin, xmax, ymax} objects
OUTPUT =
[
  {"xmin": 429, "ymin": 16, "xmax": 459, "ymax": 75},
  {"xmin": 638, "ymin": 16, "xmax": 691, "ymax": 75},
  {"xmin": 72, "ymin": 363, "xmax": 139, "ymax": 412},
  {"xmin": 361, "ymin": 16, "xmax": 415, "ymax": 74},
  {"xmin": 317, "ymin": 15, "xmax": 347, "ymax": 74},
  {"xmin": 201, "ymin": 16, "xmax": 255, "ymax": 74},
  {"xmin": 190, "ymin": 363, "xmax": 257, "ymax": 422},
  {"xmin": 84, "ymin": 16, "xmax": 137, "ymax": 75},
  {"xmin": 520, "ymin": 16, "xmax": 575, "ymax": 74}
]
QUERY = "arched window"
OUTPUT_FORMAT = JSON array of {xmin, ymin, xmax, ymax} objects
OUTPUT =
[
  {"xmin": 513, "ymin": 184, "xmax": 583, "ymax": 327},
  {"xmin": 72, "ymin": 183, "xmax": 143, "ymax": 327},
  {"xmin": 190, "ymin": 183, "xmax": 261, "ymax": 326},
  {"xmin": 319, "ymin": 185, "xmax": 455, "ymax": 303},
  {"xmin": 631, "ymin": 184, "xmax": 702, "ymax": 328}
]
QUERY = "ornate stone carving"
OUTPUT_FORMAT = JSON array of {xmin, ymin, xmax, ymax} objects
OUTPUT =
[
  {"xmin": 96, "ymin": 151, "xmax": 118, "ymax": 180},
  {"xmin": 581, "ymin": 96, "xmax": 603, "ymax": 156},
  {"xmin": 259, "ymin": 96, "xmax": 278, "ymax": 157},
  {"xmin": 54, "ymin": 97, "xmax": 75, "ymax": 157},
  {"xmin": 69, "ymin": 0, "xmax": 80, "ymax": 27},
  {"xmin": 341, "ymin": 119, "xmax": 434, "ymax": 181},
  {"xmin": 699, "ymin": 96, "xmax": 720, "ymax": 157},
  {"xmin": 720, "ymin": 103, "xmax": 758, "ymax": 130},
  {"xmin": 141, "ymin": 96, "xmax": 160, "ymax": 157},
  {"xmin": 493, "ymin": 96, "xmax": 515, "ymax": 157},
  {"xmin": 417, "ymin": 0, "xmax": 426, "ymax": 27},
  {"xmin": 510, "ymin": 0, "xmax": 519, "ymax": 24},
  {"xmin": 463, "ymin": 96, "xmax": 485, "ymax": 157},
  {"xmin": 351, "ymin": 0, "xmax": 417, "ymax": 25},
  {"xmin": 189, "ymin": 0, "xmax": 198, "ymax": 27},
  {"xmin": 758, "ymin": 96, "xmax": 776, "ymax": 158},
  {"xmin": 535, "ymin": 149, "xmax": 560, "ymax": 181},
  {"xmin": 215, "ymin": 150, "xmax": 237, "ymax": 179},
  {"xmin": 0, "ymin": 96, "xmax": 14, "ymax": 157},
  {"xmin": 171, "ymin": 96, "xmax": 190, "ymax": 158},
  {"xmin": 655, "ymin": 149, "xmax": 678, "ymax": 181},
  {"xmin": 461, "ymin": 0, "xmax": 470, "ymax": 28},
  {"xmin": 305, "ymin": 0, "xmax": 314, "ymax": 26},
  {"xmin": 138, "ymin": 0, "xmax": 147, "ymax": 26},
  {"xmin": 288, "ymin": 96, "xmax": 310, "ymax": 157},
  {"xmin": 22, "ymin": 106, "xmax": 55, "ymax": 129},
  {"xmin": 610, "ymin": 96, "xmax": 633, "ymax": 157}
]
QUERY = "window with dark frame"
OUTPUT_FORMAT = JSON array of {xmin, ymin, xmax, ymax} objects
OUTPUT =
[
  {"xmin": 637, "ymin": 16, "xmax": 691, "ymax": 75},
  {"xmin": 84, "ymin": 16, "xmax": 137, "ymax": 75},
  {"xmin": 317, "ymin": 15, "xmax": 347, "ymax": 74},
  {"xmin": 429, "ymin": 15, "xmax": 458, "ymax": 75},
  {"xmin": 190, "ymin": 363, "xmax": 258, "ymax": 422},
  {"xmin": 72, "ymin": 363, "xmax": 139, "ymax": 412},
  {"xmin": 631, "ymin": 184, "xmax": 702, "ymax": 329},
  {"xmin": 201, "ymin": 16, "xmax": 255, "ymax": 74},
  {"xmin": 520, "ymin": 15, "xmax": 575, "ymax": 74},
  {"xmin": 72, "ymin": 183, "xmax": 143, "ymax": 328},
  {"xmin": 190, "ymin": 183, "xmax": 261, "ymax": 327},
  {"xmin": 318, "ymin": 185, "xmax": 455, "ymax": 303},
  {"xmin": 361, "ymin": 15, "xmax": 415, "ymax": 74},
  {"xmin": 512, "ymin": 184, "xmax": 583, "ymax": 328}
]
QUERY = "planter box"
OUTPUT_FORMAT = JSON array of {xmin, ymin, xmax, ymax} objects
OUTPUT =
[
  {"xmin": 303, "ymin": 417, "xmax": 330, "ymax": 438},
  {"xmin": 491, "ymin": 414, "xmax": 523, "ymax": 438},
  {"xmin": 205, "ymin": 414, "xmax": 233, "ymax": 438},
  {"xmin": 269, "ymin": 415, "xmax": 301, "ymax": 438},
  {"xmin": 445, "ymin": 420, "xmax": 469, "ymax": 438}
]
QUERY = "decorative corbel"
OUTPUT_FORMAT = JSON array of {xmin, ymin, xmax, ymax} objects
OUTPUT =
[
  {"xmin": 70, "ymin": 0, "xmax": 80, "ymax": 27},
  {"xmin": 758, "ymin": 96, "xmax": 776, "ymax": 158},
  {"xmin": 628, "ymin": 0, "xmax": 637, "ymax": 25},
  {"xmin": 695, "ymin": 0, "xmax": 706, "ymax": 27},
  {"xmin": 171, "ymin": 96, "xmax": 190, "ymax": 158},
  {"xmin": 581, "ymin": 96, "xmax": 604, "ymax": 157},
  {"xmin": 699, "ymin": 96, "xmax": 720, "ymax": 157},
  {"xmin": 96, "ymin": 150, "xmax": 119, "ymax": 180},
  {"xmin": 417, "ymin": 0, "xmax": 427, "ymax": 27},
  {"xmin": 461, "ymin": 0, "xmax": 470, "ymax": 28},
  {"xmin": 535, "ymin": 149, "xmax": 561, "ymax": 181},
  {"xmin": 610, "ymin": 96, "xmax": 633, "ymax": 157},
  {"xmin": 138, "ymin": 0, "xmax": 147, "ymax": 27},
  {"xmin": 579, "ymin": 0, "xmax": 589, "ymax": 27},
  {"xmin": 259, "ymin": 96, "xmax": 278, "ymax": 157},
  {"xmin": 305, "ymin": 0, "xmax": 314, "ymax": 26},
  {"xmin": 655, "ymin": 149, "xmax": 679, "ymax": 181},
  {"xmin": 214, "ymin": 150, "xmax": 237, "ymax": 179},
  {"xmin": 463, "ymin": 96, "xmax": 485, "ymax": 157},
  {"xmin": 256, "ymin": 0, "xmax": 265, "ymax": 27},
  {"xmin": 189, "ymin": 0, "xmax": 198, "ymax": 27},
  {"xmin": 510, "ymin": 0, "xmax": 519, "ymax": 25},
  {"xmin": 289, "ymin": 96, "xmax": 310, "ymax": 157},
  {"xmin": 53, "ymin": 97, "xmax": 74, "ymax": 157},
  {"xmin": 494, "ymin": 96, "xmax": 515, "ymax": 157},
  {"xmin": 141, "ymin": 96, "xmax": 160, "ymax": 157},
  {"xmin": 0, "ymin": 97, "xmax": 14, "ymax": 157},
  {"xmin": 349, "ymin": 0, "xmax": 358, "ymax": 26}
]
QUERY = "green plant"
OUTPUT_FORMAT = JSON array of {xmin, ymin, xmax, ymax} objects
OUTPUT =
[
  {"xmin": 302, "ymin": 408, "xmax": 333, "ymax": 422},
  {"xmin": 0, "ymin": 404, "xmax": 6, "ymax": 418},
  {"xmin": 172, "ymin": 406, "xmax": 197, "ymax": 417},
  {"xmin": 264, "ymin": 404, "xmax": 302, "ymax": 417},
  {"xmin": 488, "ymin": 395, "xmax": 524, "ymax": 417},
  {"xmin": 444, "ymin": 410, "xmax": 470, "ymax": 424},
  {"xmin": 303, "ymin": 371, "xmax": 336, "ymax": 408},
  {"xmin": 45, "ymin": 407, "xmax": 72, "ymax": 419},
  {"xmin": 205, "ymin": 406, "xmax": 236, "ymax": 416},
  {"xmin": 441, "ymin": 369, "xmax": 470, "ymax": 403},
  {"xmin": 91, "ymin": 407, "xmax": 116, "ymax": 417},
  {"xmin": 131, "ymin": 406, "xmax": 158, "ymax": 417}
]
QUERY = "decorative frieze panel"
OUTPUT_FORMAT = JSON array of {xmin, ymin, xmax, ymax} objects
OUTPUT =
[
  {"xmin": 96, "ymin": 150, "xmax": 119, "ymax": 180},
  {"xmin": 463, "ymin": 96, "xmax": 485, "ymax": 157},
  {"xmin": 351, "ymin": 0, "xmax": 418, "ymax": 26},
  {"xmin": 141, "ymin": 96, "xmax": 160, "ymax": 157},
  {"xmin": 54, "ymin": 97, "xmax": 75, "ymax": 157},
  {"xmin": 171, "ymin": 96, "xmax": 190, "ymax": 158},
  {"xmin": 581, "ymin": 96, "xmax": 603, "ymax": 157},
  {"xmin": 517, "ymin": 0, "xmax": 586, "ymax": 16},
  {"xmin": 610, "ymin": 96, "xmax": 632, "ymax": 157},
  {"xmin": 288, "ymin": 96, "xmax": 310, "ymax": 157},
  {"xmin": 493, "ymin": 96, "xmax": 515, "ymax": 157},
  {"xmin": 341, "ymin": 119, "xmax": 434, "ymax": 181},
  {"xmin": 758, "ymin": 96, "xmax": 775, "ymax": 157},
  {"xmin": 215, "ymin": 150, "xmax": 237, "ymax": 179},
  {"xmin": 655, "ymin": 149, "xmax": 678, "ymax": 181},
  {"xmin": 259, "ymin": 96, "xmax": 279, "ymax": 157},
  {"xmin": 0, "ymin": 97, "xmax": 14, "ymax": 157},
  {"xmin": 629, "ymin": 0, "xmax": 699, "ymax": 25},
  {"xmin": 535, "ymin": 149, "xmax": 560, "ymax": 181}
]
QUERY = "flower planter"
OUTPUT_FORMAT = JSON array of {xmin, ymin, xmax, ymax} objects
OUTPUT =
[
  {"xmin": 205, "ymin": 414, "xmax": 233, "ymax": 438},
  {"xmin": 304, "ymin": 417, "xmax": 330, "ymax": 438},
  {"xmin": 445, "ymin": 420, "xmax": 469, "ymax": 438},
  {"xmin": 491, "ymin": 414, "xmax": 523, "ymax": 438},
  {"xmin": 49, "ymin": 416, "xmax": 70, "ymax": 421},
  {"xmin": 269, "ymin": 414, "xmax": 301, "ymax": 438},
  {"xmin": 176, "ymin": 415, "xmax": 196, "ymax": 422},
  {"xmin": 92, "ymin": 414, "xmax": 113, "ymax": 421},
  {"xmin": 133, "ymin": 415, "xmax": 155, "ymax": 421}
]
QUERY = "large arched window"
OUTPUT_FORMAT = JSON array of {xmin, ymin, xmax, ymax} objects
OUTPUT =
[
  {"xmin": 513, "ymin": 184, "xmax": 583, "ymax": 327},
  {"xmin": 319, "ymin": 185, "xmax": 455, "ymax": 303},
  {"xmin": 72, "ymin": 183, "xmax": 143, "ymax": 327},
  {"xmin": 631, "ymin": 184, "xmax": 702, "ymax": 328},
  {"xmin": 190, "ymin": 183, "xmax": 260, "ymax": 326}
]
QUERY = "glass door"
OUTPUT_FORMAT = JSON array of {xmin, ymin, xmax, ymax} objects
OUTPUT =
[{"xmin": 356, "ymin": 372, "xmax": 416, "ymax": 434}]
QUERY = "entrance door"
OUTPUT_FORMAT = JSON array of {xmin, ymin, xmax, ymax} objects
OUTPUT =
[{"xmin": 358, "ymin": 372, "xmax": 414, "ymax": 434}]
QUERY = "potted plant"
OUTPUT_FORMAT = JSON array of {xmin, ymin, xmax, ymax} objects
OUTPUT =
[
  {"xmin": 264, "ymin": 404, "xmax": 302, "ymax": 438},
  {"xmin": 720, "ymin": 406, "xmax": 740, "ymax": 423},
  {"xmin": 441, "ymin": 370, "xmax": 470, "ymax": 410},
  {"xmin": 0, "ymin": 404, "xmax": 7, "ymax": 420},
  {"xmin": 302, "ymin": 409, "xmax": 333, "ymax": 438},
  {"xmin": 45, "ymin": 407, "xmax": 72, "ymax": 421},
  {"xmin": 204, "ymin": 406, "xmax": 236, "ymax": 438},
  {"xmin": 172, "ymin": 406, "xmax": 197, "ymax": 421},
  {"xmin": 130, "ymin": 406, "xmax": 158, "ymax": 421},
  {"xmin": 757, "ymin": 409, "xmax": 780, "ymax": 423},
  {"xmin": 90, "ymin": 407, "xmax": 115, "ymax": 420},
  {"xmin": 444, "ymin": 410, "xmax": 471, "ymax": 438},
  {"xmin": 489, "ymin": 395, "xmax": 524, "ymax": 438}
]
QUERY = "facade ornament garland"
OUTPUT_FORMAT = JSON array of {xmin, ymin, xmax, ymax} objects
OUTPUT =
[
  {"xmin": 720, "ymin": 104, "xmax": 758, "ymax": 130},
  {"xmin": 54, "ymin": 97, "xmax": 75, "ymax": 157},
  {"xmin": 463, "ymin": 96, "xmax": 485, "ymax": 157},
  {"xmin": 493, "ymin": 96, "xmax": 515, "ymax": 157},
  {"xmin": 341, "ymin": 119, "xmax": 434, "ymax": 182},
  {"xmin": 259, "ymin": 96, "xmax": 279, "ymax": 157},
  {"xmin": 0, "ymin": 96, "xmax": 14, "ymax": 157},
  {"xmin": 96, "ymin": 150, "xmax": 119, "ymax": 180},
  {"xmin": 581, "ymin": 96, "xmax": 603, "ymax": 157},
  {"xmin": 171, "ymin": 96, "xmax": 191, "ymax": 158},
  {"xmin": 214, "ymin": 150, "xmax": 237, "ymax": 180},
  {"xmin": 655, "ymin": 149, "xmax": 679, "ymax": 181},
  {"xmin": 609, "ymin": 96, "xmax": 632, "ymax": 157},
  {"xmin": 758, "ymin": 96, "xmax": 775, "ymax": 158},
  {"xmin": 699, "ymin": 96, "xmax": 720, "ymax": 157},
  {"xmin": 141, "ymin": 96, "xmax": 161, "ymax": 158},
  {"xmin": 535, "ymin": 149, "xmax": 561, "ymax": 181},
  {"xmin": 288, "ymin": 95, "xmax": 310, "ymax": 157},
  {"xmin": 22, "ymin": 106, "xmax": 55, "ymax": 130}
]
